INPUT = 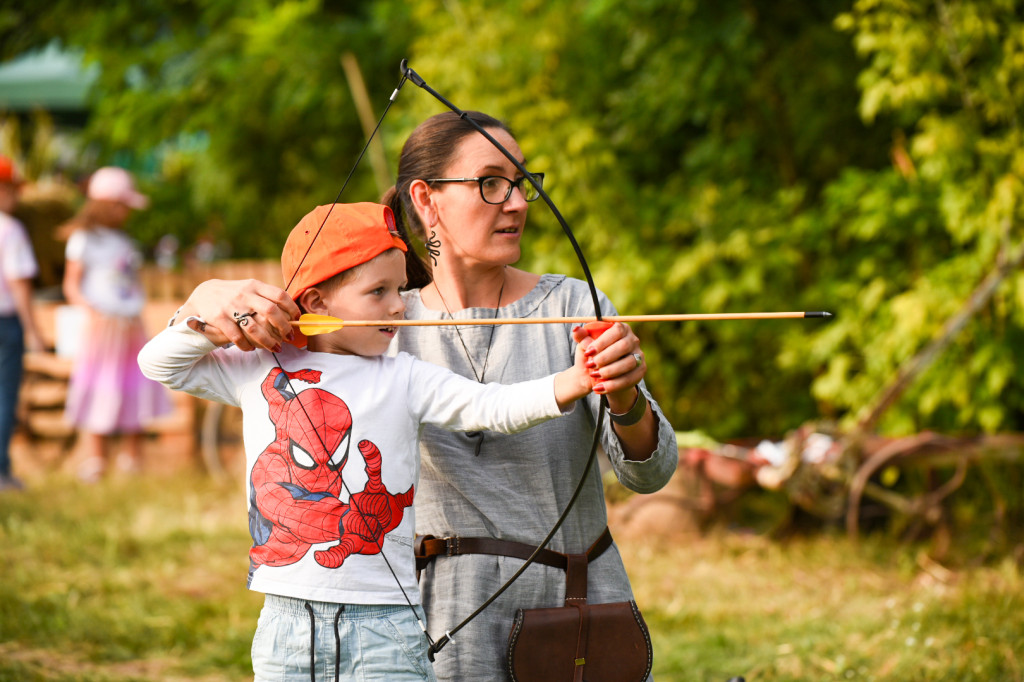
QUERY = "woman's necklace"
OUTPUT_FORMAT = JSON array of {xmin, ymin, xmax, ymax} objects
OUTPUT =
[{"xmin": 435, "ymin": 272, "xmax": 506, "ymax": 456}]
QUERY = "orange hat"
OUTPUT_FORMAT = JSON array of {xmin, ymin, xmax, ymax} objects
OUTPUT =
[
  {"xmin": 0, "ymin": 155, "xmax": 22, "ymax": 185},
  {"xmin": 282, "ymin": 202, "xmax": 408, "ymax": 302}
]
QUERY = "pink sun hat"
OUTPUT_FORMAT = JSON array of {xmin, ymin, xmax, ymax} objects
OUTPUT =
[{"xmin": 87, "ymin": 166, "xmax": 150, "ymax": 209}]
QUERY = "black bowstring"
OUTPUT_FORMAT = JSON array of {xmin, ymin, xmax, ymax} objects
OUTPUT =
[
  {"xmin": 270, "ymin": 69, "xmax": 436, "ymax": 649},
  {"xmin": 282, "ymin": 74, "xmax": 409, "ymax": 296},
  {"xmin": 399, "ymin": 61, "xmax": 610, "ymax": 661},
  {"xmin": 269, "ymin": 355, "xmax": 432, "ymax": 646}
]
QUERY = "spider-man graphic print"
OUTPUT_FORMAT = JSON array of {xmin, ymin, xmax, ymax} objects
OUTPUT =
[{"xmin": 248, "ymin": 367, "xmax": 413, "ymax": 570}]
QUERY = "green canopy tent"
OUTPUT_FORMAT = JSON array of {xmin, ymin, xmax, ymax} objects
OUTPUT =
[
  {"xmin": 0, "ymin": 44, "xmax": 99, "ymax": 291},
  {"xmin": 0, "ymin": 42, "xmax": 98, "ymax": 124}
]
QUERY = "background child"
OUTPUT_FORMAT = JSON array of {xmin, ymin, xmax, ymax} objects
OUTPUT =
[
  {"xmin": 0, "ymin": 155, "xmax": 46, "ymax": 492},
  {"xmin": 59, "ymin": 166, "xmax": 171, "ymax": 481},
  {"xmin": 138, "ymin": 202, "xmax": 597, "ymax": 681}
]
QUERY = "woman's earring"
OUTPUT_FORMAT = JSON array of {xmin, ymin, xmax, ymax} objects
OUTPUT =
[{"xmin": 426, "ymin": 229, "xmax": 441, "ymax": 266}]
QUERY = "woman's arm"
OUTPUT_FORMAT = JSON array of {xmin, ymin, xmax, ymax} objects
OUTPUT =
[{"xmin": 171, "ymin": 279, "xmax": 300, "ymax": 351}]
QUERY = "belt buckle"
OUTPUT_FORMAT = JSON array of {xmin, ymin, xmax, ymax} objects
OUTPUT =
[{"xmin": 444, "ymin": 536, "xmax": 459, "ymax": 556}]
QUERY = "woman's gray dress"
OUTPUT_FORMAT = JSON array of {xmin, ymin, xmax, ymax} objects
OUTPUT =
[{"xmin": 397, "ymin": 274, "xmax": 678, "ymax": 681}]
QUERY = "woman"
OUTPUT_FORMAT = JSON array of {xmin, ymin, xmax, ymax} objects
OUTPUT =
[
  {"xmin": 59, "ymin": 166, "xmax": 171, "ymax": 481},
  {"xmin": 175, "ymin": 111, "xmax": 676, "ymax": 681},
  {"xmin": 386, "ymin": 110, "xmax": 677, "ymax": 680}
]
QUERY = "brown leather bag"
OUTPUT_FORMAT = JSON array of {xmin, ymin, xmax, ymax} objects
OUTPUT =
[{"xmin": 506, "ymin": 542, "xmax": 653, "ymax": 682}]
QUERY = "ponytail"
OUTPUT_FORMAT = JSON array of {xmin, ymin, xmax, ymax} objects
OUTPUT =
[{"xmin": 383, "ymin": 185, "xmax": 432, "ymax": 289}]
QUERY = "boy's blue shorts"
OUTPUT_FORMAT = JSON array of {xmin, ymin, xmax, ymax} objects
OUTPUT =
[{"xmin": 252, "ymin": 594, "xmax": 437, "ymax": 681}]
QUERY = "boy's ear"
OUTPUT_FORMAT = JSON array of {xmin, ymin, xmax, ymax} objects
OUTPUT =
[{"xmin": 298, "ymin": 287, "xmax": 328, "ymax": 315}]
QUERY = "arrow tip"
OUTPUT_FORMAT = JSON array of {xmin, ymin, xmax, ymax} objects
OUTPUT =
[{"xmin": 805, "ymin": 311, "xmax": 833, "ymax": 318}]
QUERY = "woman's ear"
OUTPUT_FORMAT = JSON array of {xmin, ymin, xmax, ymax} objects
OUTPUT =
[
  {"xmin": 408, "ymin": 179, "xmax": 437, "ymax": 227},
  {"xmin": 298, "ymin": 287, "xmax": 328, "ymax": 315}
]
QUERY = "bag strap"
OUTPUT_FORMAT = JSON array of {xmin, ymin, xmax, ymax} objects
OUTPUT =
[{"xmin": 564, "ymin": 552, "xmax": 589, "ymax": 605}]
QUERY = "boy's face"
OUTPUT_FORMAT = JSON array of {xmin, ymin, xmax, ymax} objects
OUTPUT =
[{"xmin": 314, "ymin": 248, "xmax": 407, "ymax": 357}]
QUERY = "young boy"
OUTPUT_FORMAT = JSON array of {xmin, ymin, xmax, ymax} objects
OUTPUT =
[{"xmin": 137, "ymin": 202, "xmax": 595, "ymax": 681}]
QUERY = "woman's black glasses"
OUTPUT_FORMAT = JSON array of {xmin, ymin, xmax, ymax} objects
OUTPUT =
[{"xmin": 425, "ymin": 173, "xmax": 545, "ymax": 204}]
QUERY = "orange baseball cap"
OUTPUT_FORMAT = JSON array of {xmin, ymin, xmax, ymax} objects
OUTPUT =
[{"xmin": 282, "ymin": 202, "xmax": 408, "ymax": 302}]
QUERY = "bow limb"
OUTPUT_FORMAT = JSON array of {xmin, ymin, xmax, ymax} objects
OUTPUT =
[{"xmin": 400, "ymin": 60, "xmax": 610, "ymax": 661}]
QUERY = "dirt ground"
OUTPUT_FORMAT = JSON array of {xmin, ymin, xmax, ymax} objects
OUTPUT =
[{"xmin": 10, "ymin": 406, "xmax": 202, "ymax": 483}]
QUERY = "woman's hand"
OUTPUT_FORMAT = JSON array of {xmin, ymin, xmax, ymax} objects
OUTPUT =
[
  {"xmin": 577, "ymin": 322, "xmax": 646, "ymax": 408},
  {"xmin": 176, "ymin": 279, "xmax": 299, "ymax": 351},
  {"xmin": 577, "ymin": 321, "xmax": 658, "ymax": 460}
]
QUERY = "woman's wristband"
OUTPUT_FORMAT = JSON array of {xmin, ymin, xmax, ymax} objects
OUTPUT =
[{"xmin": 608, "ymin": 387, "xmax": 647, "ymax": 426}]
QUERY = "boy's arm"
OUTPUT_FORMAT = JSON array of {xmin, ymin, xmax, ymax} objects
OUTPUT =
[
  {"xmin": 137, "ymin": 322, "xmax": 239, "ymax": 404},
  {"xmin": 553, "ymin": 325, "xmax": 597, "ymax": 410},
  {"xmin": 407, "ymin": 337, "xmax": 593, "ymax": 435},
  {"xmin": 407, "ymin": 326, "xmax": 600, "ymax": 433}
]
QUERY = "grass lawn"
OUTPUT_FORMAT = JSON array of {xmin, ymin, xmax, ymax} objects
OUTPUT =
[{"xmin": 1, "ymin": 470, "xmax": 1021, "ymax": 681}]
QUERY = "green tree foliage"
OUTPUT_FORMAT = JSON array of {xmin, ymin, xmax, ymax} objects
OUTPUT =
[
  {"xmin": 1, "ymin": 0, "xmax": 415, "ymax": 254},
  {"xmin": 818, "ymin": 0, "xmax": 1024, "ymax": 435},
  {"xmin": 6, "ymin": 0, "xmax": 1023, "ymax": 438},
  {"xmin": 404, "ymin": 0, "xmax": 894, "ymax": 436},
  {"xmin": 406, "ymin": 0, "xmax": 1024, "ymax": 438}
]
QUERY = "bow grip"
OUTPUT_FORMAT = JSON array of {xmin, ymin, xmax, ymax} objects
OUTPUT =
[
  {"xmin": 583, "ymin": 320, "xmax": 613, "ymax": 338},
  {"xmin": 582, "ymin": 321, "xmax": 614, "ymax": 388}
]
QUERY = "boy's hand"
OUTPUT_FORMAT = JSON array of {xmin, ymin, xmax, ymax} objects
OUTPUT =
[{"xmin": 553, "ymin": 325, "xmax": 600, "ymax": 410}]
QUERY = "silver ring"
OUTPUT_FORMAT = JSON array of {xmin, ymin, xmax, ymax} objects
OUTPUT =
[
  {"xmin": 233, "ymin": 311, "xmax": 257, "ymax": 327},
  {"xmin": 633, "ymin": 352, "xmax": 643, "ymax": 368}
]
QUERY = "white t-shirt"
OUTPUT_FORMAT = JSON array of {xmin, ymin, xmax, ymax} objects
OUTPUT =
[
  {"xmin": 65, "ymin": 226, "xmax": 145, "ymax": 317},
  {"xmin": 0, "ymin": 211, "xmax": 39, "ymax": 315},
  {"xmin": 137, "ymin": 323, "xmax": 570, "ymax": 605}
]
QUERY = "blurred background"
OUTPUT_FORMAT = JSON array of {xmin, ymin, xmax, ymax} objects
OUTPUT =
[
  {"xmin": 2, "ymin": 2, "xmax": 1023, "ymax": 680},
  {"xmin": 5, "ymin": 1, "xmax": 1022, "ymax": 443},
  {"xmin": 4, "ymin": 0, "xmax": 1024, "ymax": 535}
]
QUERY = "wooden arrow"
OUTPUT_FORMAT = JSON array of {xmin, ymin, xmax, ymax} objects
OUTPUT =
[{"xmin": 292, "ymin": 311, "xmax": 832, "ymax": 336}]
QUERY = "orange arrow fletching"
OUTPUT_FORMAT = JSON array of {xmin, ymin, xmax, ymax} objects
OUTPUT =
[{"xmin": 296, "ymin": 314, "xmax": 345, "ymax": 336}]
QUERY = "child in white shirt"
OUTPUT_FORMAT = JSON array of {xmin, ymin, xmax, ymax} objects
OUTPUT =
[{"xmin": 137, "ymin": 202, "xmax": 596, "ymax": 681}]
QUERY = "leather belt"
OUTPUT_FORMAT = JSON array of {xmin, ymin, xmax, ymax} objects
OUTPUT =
[{"xmin": 415, "ymin": 527, "xmax": 613, "ymax": 573}]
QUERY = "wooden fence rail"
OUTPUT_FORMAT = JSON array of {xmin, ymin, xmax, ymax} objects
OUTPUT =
[{"xmin": 138, "ymin": 260, "xmax": 282, "ymax": 302}]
